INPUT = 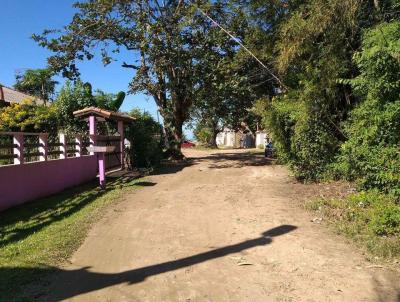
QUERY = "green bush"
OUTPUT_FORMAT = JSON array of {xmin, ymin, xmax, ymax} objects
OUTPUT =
[
  {"xmin": 369, "ymin": 205, "xmax": 400, "ymax": 236},
  {"xmin": 54, "ymin": 80, "xmax": 96, "ymax": 134},
  {"xmin": 193, "ymin": 124, "xmax": 212, "ymax": 146},
  {"xmin": 331, "ymin": 21, "xmax": 400, "ymax": 197},
  {"xmin": 290, "ymin": 115, "xmax": 339, "ymax": 180},
  {"xmin": 262, "ymin": 94, "xmax": 339, "ymax": 180},
  {"xmin": 125, "ymin": 109, "xmax": 163, "ymax": 168},
  {"xmin": 0, "ymin": 100, "xmax": 57, "ymax": 133}
]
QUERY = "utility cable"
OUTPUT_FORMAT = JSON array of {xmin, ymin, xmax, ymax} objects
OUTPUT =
[{"xmin": 195, "ymin": 6, "xmax": 287, "ymax": 91}]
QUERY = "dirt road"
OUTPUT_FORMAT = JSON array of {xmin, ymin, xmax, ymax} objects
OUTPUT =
[{"xmin": 44, "ymin": 149, "xmax": 399, "ymax": 301}]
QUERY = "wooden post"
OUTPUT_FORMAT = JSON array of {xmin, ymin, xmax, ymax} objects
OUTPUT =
[
  {"xmin": 13, "ymin": 133, "xmax": 24, "ymax": 165},
  {"xmin": 75, "ymin": 135, "xmax": 82, "ymax": 157},
  {"xmin": 59, "ymin": 133, "xmax": 66, "ymax": 159},
  {"xmin": 117, "ymin": 121, "xmax": 124, "ymax": 169},
  {"xmin": 89, "ymin": 115, "xmax": 97, "ymax": 155},
  {"xmin": 39, "ymin": 133, "xmax": 48, "ymax": 161}
]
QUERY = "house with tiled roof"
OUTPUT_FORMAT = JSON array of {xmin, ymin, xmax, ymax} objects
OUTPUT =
[{"xmin": 0, "ymin": 85, "xmax": 45, "ymax": 106}]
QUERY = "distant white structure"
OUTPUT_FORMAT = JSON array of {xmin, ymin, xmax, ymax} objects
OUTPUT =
[
  {"xmin": 216, "ymin": 129, "xmax": 238, "ymax": 147},
  {"xmin": 216, "ymin": 128, "xmax": 254, "ymax": 148},
  {"xmin": 255, "ymin": 131, "xmax": 269, "ymax": 148}
]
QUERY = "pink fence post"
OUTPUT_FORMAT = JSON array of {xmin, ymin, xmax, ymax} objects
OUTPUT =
[
  {"xmin": 13, "ymin": 133, "xmax": 24, "ymax": 165},
  {"xmin": 89, "ymin": 116, "xmax": 97, "ymax": 155},
  {"xmin": 39, "ymin": 134, "xmax": 48, "ymax": 161},
  {"xmin": 118, "ymin": 121, "xmax": 125, "ymax": 169},
  {"xmin": 75, "ymin": 135, "xmax": 82, "ymax": 157},
  {"xmin": 59, "ymin": 133, "xmax": 66, "ymax": 159},
  {"xmin": 98, "ymin": 152, "xmax": 106, "ymax": 189}
]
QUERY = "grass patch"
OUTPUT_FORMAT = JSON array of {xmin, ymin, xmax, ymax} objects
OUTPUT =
[
  {"xmin": 0, "ymin": 176, "xmax": 145, "ymax": 301},
  {"xmin": 306, "ymin": 190, "xmax": 400, "ymax": 260}
]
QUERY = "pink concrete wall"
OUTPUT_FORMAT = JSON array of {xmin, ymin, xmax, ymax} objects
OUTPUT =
[{"xmin": 0, "ymin": 156, "xmax": 98, "ymax": 212}]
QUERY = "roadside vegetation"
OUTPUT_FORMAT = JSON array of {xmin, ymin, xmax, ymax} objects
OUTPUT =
[
  {"xmin": 306, "ymin": 191, "xmax": 400, "ymax": 260},
  {"xmin": 251, "ymin": 2, "xmax": 400, "ymax": 258},
  {"xmin": 0, "ymin": 177, "xmax": 146, "ymax": 301},
  {"xmin": 126, "ymin": 109, "xmax": 163, "ymax": 168}
]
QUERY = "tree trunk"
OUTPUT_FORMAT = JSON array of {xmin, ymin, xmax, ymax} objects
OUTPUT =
[
  {"xmin": 163, "ymin": 116, "xmax": 185, "ymax": 160},
  {"xmin": 207, "ymin": 126, "xmax": 219, "ymax": 149}
]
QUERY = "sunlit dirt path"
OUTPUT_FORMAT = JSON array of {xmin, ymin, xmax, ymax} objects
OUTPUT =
[{"xmin": 43, "ymin": 149, "xmax": 399, "ymax": 302}]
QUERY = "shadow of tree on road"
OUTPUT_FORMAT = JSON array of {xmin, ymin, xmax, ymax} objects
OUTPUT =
[
  {"xmin": 5, "ymin": 225, "xmax": 297, "ymax": 301},
  {"xmin": 200, "ymin": 152, "xmax": 276, "ymax": 169},
  {"xmin": 153, "ymin": 150, "xmax": 275, "ymax": 175}
]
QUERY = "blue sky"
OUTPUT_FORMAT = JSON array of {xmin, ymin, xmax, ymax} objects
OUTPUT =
[{"xmin": 0, "ymin": 0, "xmax": 192, "ymax": 137}]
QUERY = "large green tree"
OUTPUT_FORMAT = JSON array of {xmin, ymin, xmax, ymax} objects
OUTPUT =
[
  {"xmin": 33, "ymin": 0, "xmax": 229, "ymax": 159},
  {"xmin": 191, "ymin": 1, "xmax": 285, "ymax": 147},
  {"xmin": 14, "ymin": 68, "xmax": 58, "ymax": 103},
  {"xmin": 251, "ymin": 0, "xmax": 399, "ymax": 182},
  {"xmin": 190, "ymin": 1, "xmax": 248, "ymax": 147},
  {"xmin": 255, "ymin": 0, "xmax": 375, "ymax": 179}
]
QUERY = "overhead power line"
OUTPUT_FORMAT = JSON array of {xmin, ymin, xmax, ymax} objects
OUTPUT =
[{"xmin": 195, "ymin": 6, "xmax": 286, "ymax": 90}]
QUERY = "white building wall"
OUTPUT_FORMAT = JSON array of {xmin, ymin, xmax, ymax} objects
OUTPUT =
[
  {"xmin": 256, "ymin": 131, "xmax": 267, "ymax": 148},
  {"xmin": 217, "ymin": 129, "xmax": 254, "ymax": 148},
  {"xmin": 216, "ymin": 132, "xmax": 225, "ymax": 146},
  {"xmin": 226, "ymin": 131, "xmax": 235, "ymax": 147}
]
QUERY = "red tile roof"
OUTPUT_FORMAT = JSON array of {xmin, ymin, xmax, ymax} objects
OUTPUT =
[{"xmin": 73, "ymin": 107, "xmax": 136, "ymax": 123}]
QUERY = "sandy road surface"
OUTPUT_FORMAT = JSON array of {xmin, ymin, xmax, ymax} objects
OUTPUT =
[{"xmin": 43, "ymin": 149, "xmax": 399, "ymax": 302}]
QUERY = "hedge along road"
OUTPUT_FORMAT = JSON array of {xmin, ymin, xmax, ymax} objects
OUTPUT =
[{"xmin": 42, "ymin": 149, "xmax": 399, "ymax": 302}]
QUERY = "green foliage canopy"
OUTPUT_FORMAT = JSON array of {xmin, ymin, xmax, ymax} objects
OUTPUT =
[
  {"xmin": 14, "ymin": 68, "xmax": 58, "ymax": 103},
  {"xmin": 54, "ymin": 80, "xmax": 97, "ymax": 134},
  {"xmin": 333, "ymin": 21, "xmax": 400, "ymax": 197}
]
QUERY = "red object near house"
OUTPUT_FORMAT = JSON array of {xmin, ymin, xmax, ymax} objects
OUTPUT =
[{"xmin": 181, "ymin": 140, "xmax": 196, "ymax": 148}]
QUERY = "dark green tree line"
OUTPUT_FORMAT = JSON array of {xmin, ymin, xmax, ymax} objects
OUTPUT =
[{"xmin": 245, "ymin": 0, "xmax": 399, "ymax": 200}]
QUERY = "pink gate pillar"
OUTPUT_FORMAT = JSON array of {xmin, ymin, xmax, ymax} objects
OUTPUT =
[
  {"xmin": 98, "ymin": 153, "xmax": 106, "ymax": 188},
  {"xmin": 73, "ymin": 107, "xmax": 136, "ymax": 189},
  {"xmin": 89, "ymin": 115, "xmax": 97, "ymax": 155}
]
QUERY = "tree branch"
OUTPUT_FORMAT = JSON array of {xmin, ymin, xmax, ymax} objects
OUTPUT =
[{"xmin": 121, "ymin": 62, "xmax": 139, "ymax": 69}]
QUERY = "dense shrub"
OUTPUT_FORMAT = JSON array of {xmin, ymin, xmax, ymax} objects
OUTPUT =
[
  {"xmin": 260, "ymin": 96, "xmax": 297, "ymax": 164},
  {"xmin": 193, "ymin": 125, "xmax": 212, "ymax": 146},
  {"xmin": 0, "ymin": 100, "xmax": 57, "ymax": 133},
  {"xmin": 331, "ymin": 21, "xmax": 400, "ymax": 197},
  {"xmin": 369, "ymin": 204, "xmax": 400, "ymax": 236},
  {"xmin": 125, "ymin": 109, "xmax": 163, "ymax": 168},
  {"xmin": 262, "ymin": 93, "xmax": 339, "ymax": 180},
  {"xmin": 263, "ymin": 20, "xmax": 400, "ymax": 193}
]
